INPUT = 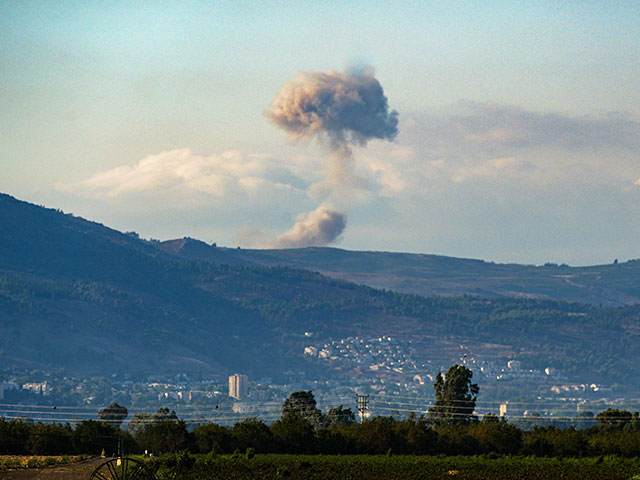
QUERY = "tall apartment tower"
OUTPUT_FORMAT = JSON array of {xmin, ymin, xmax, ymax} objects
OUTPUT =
[{"xmin": 228, "ymin": 373, "xmax": 248, "ymax": 400}]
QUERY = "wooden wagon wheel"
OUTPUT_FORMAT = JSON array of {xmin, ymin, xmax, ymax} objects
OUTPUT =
[{"xmin": 89, "ymin": 457, "xmax": 155, "ymax": 480}]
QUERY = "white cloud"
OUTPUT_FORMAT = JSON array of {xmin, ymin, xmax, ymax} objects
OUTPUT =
[
  {"xmin": 376, "ymin": 103, "xmax": 640, "ymax": 191},
  {"xmin": 403, "ymin": 102, "xmax": 640, "ymax": 152},
  {"xmin": 451, "ymin": 157, "xmax": 523, "ymax": 183},
  {"xmin": 61, "ymin": 148, "xmax": 308, "ymax": 200},
  {"xmin": 51, "ymin": 103, "xmax": 640, "ymax": 265},
  {"xmin": 357, "ymin": 144, "xmax": 412, "ymax": 197},
  {"xmin": 347, "ymin": 102, "xmax": 640, "ymax": 200},
  {"xmin": 333, "ymin": 104, "xmax": 640, "ymax": 265}
]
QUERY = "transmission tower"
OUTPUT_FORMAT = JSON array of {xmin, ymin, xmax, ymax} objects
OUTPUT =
[{"xmin": 356, "ymin": 393, "xmax": 369, "ymax": 422}]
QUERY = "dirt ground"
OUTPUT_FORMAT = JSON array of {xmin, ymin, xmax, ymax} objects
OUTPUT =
[{"xmin": 0, "ymin": 457, "xmax": 109, "ymax": 480}]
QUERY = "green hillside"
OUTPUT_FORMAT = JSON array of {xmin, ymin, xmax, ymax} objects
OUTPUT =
[
  {"xmin": 2, "ymin": 193, "xmax": 640, "ymax": 391},
  {"xmin": 161, "ymin": 242, "xmax": 640, "ymax": 306}
]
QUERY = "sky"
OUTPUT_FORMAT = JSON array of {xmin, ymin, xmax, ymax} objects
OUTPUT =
[{"xmin": 1, "ymin": 1, "xmax": 640, "ymax": 265}]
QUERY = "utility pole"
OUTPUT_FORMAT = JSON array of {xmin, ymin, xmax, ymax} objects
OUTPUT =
[{"xmin": 356, "ymin": 394, "xmax": 369, "ymax": 423}]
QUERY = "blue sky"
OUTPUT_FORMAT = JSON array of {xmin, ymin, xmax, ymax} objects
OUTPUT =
[{"xmin": 2, "ymin": 1, "xmax": 640, "ymax": 265}]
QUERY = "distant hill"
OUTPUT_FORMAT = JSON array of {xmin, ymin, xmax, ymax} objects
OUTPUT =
[
  {"xmin": 2, "ymin": 192, "xmax": 640, "ymax": 392},
  {"xmin": 159, "ymin": 240, "xmax": 640, "ymax": 306},
  {"xmin": 157, "ymin": 237, "xmax": 249, "ymax": 266}
]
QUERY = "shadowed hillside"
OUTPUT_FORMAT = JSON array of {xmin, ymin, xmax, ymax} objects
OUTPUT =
[
  {"xmin": 2, "ymin": 193, "xmax": 640, "ymax": 390},
  {"xmin": 160, "ymin": 241, "xmax": 640, "ymax": 306}
]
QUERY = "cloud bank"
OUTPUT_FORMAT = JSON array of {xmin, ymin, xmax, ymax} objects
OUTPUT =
[
  {"xmin": 403, "ymin": 102, "xmax": 640, "ymax": 154},
  {"xmin": 60, "ymin": 101, "xmax": 640, "ymax": 264},
  {"xmin": 354, "ymin": 103, "xmax": 640, "ymax": 195},
  {"xmin": 62, "ymin": 149, "xmax": 307, "ymax": 200}
]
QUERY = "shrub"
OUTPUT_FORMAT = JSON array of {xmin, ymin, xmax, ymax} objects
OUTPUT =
[
  {"xmin": 276, "ymin": 466, "xmax": 291, "ymax": 478},
  {"xmin": 176, "ymin": 450, "xmax": 195, "ymax": 469},
  {"xmin": 3, "ymin": 457, "xmax": 20, "ymax": 468},
  {"xmin": 245, "ymin": 447, "xmax": 255, "ymax": 459}
]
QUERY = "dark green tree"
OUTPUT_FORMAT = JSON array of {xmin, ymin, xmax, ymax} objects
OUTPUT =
[
  {"xmin": 193, "ymin": 423, "xmax": 232, "ymax": 454},
  {"xmin": 127, "ymin": 408, "xmax": 178, "ymax": 435},
  {"xmin": 270, "ymin": 414, "xmax": 315, "ymax": 453},
  {"xmin": 230, "ymin": 417, "xmax": 273, "ymax": 453},
  {"xmin": 472, "ymin": 420, "xmax": 522, "ymax": 454},
  {"xmin": 481, "ymin": 413, "xmax": 500, "ymax": 424},
  {"xmin": 393, "ymin": 413, "xmax": 437, "ymax": 454},
  {"xmin": 326, "ymin": 405, "xmax": 356, "ymax": 427},
  {"xmin": 350, "ymin": 416, "xmax": 402, "ymax": 454},
  {"xmin": 520, "ymin": 428, "xmax": 555, "ymax": 456},
  {"xmin": 595, "ymin": 408, "xmax": 632, "ymax": 429},
  {"xmin": 281, "ymin": 391, "xmax": 325, "ymax": 429},
  {"xmin": 428, "ymin": 364, "xmax": 479, "ymax": 425},
  {"xmin": 127, "ymin": 412, "xmax": 154, "ymax": 435},
  {"xmin": 135, "ymin": 420, "xmax": 191, "ymax": 454},
  {"xmin": 73, "ymin": 420, "xmax": 124, "ymax": 455},
  {"xmin": 632, "ymin": 412, "xmax": 640, "ymax": 430},
  {"xmin": 154, "ymin": 407, "xmax": 178, "ymax": 422},
  {"xmin": 0, "ymin": 419, "xmax": 31, "ymax": 454},
  {"xmin": 575, "ymin": 411, "xmax": 596, "ymax": 429},
  {"xmin": 98, "ymin": 402, "xmax": 128, "ymax": 429},
  {"xmin": 28, "ymin": 422, "xmax": 74, "ymax": 455}
]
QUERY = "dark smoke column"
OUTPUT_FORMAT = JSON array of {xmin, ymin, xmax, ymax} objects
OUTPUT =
[
  {"xmin": 267, "ymin": 67, "xmax": 398, "ymax": 149},
  {"xmin": 267, "ymin": 67, "xmax": 398, "ymax": 248}
]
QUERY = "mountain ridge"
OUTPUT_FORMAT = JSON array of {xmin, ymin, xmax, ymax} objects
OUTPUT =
[
  {"xmin": 2, "ymin": 192, "xmax": 640, "ymax": 393},
  {"xmin": 159, "ymin": 239, "xmax": 640, "ymax": 306}
]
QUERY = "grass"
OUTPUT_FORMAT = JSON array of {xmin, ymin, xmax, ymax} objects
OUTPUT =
[{"xmin": 0, "ymin": 455, "xmax": 85, "ymax": 469}]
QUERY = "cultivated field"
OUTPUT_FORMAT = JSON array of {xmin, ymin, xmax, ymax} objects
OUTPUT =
[
  {"xmin": 3, "ymin": 454, "xmax": 640, "ymax": 480},
  {"xmin": 148, "ymin": 453, "xmax": 640, "ymax": 480}
]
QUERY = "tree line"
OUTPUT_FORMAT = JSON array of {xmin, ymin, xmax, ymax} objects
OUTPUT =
[
  {"xmin": 2, "ymin": 366, "xmax": 639, "ymax": 457},
  {"xmin": 4, "ymin": 397, "xmax": 640, "ymax": 458},
  {"xmin": 4, "ymin": 408, "xmax": 640, "ymax": 458}
]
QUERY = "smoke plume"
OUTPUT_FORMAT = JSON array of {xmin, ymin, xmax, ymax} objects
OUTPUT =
[
  {"xmin": 266, "ymin": 67, "xmax": 397, "ymax": 248},
  {"xmin": 267, "ymin": 67, "xmax": 398, "ymax": 149},
  {"xmin": 273, "ymin": 206, "xmax": 346, "ymax": 248}
]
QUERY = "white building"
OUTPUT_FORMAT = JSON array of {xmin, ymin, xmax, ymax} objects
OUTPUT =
[
  {"xmin": 232, "ymin": 402, "xmax": 258, "ymax": 414},
  {"xmin": 229, "ymin": 373, "xmax": 248, "ymax": 400},
  {"xmin": 303, "ymin": 346, "xmax": 318, "ymax": 357},
  {"xmin": 507, "ymin": 360, "xmax": 521, "ymax": 370},
  {"xmin": 22, "ymin": 381, "xmax": 50, "ymax": 396}
]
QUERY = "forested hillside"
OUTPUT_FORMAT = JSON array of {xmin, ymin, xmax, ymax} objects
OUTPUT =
[
  {"xmin": 162, "ymin": 241, "xmax": 640, "ymax": 306},
  {"xmin": 1, "ymin": 193, "xmax": 640, "ymax": 389}
]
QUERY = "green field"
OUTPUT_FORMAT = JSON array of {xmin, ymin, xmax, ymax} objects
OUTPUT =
[{"xmin": 147, "ymin": 453, "xmax": 640, "ymax": 480}]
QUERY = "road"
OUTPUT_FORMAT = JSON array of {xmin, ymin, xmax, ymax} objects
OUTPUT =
[{"xmin": 1, "ymin": 457, "xmax": 108, "ymax": 480}]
